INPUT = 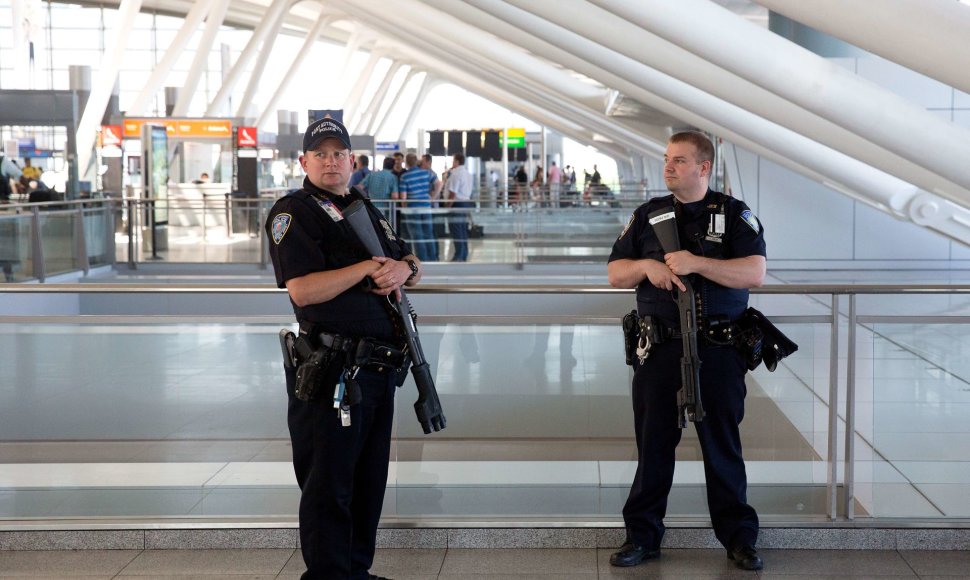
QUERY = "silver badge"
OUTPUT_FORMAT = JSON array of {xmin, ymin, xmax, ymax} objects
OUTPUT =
[{"xmin": 380, "ymin": 219, "xmax": 396, "ymax": 241}]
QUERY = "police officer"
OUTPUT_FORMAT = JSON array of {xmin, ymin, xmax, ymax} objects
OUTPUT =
[
  {"xmin": 607, "ymin": 131, "xmax": 766, "ymax": 571},
  {"xmin": 266, "ymin": 116, "xmax": 420, "ymax": 580}
]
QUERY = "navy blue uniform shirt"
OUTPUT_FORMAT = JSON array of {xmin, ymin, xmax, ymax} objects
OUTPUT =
[{"xmin": 609, "ymin": 189, "xmax": 765, "ymax": 324}]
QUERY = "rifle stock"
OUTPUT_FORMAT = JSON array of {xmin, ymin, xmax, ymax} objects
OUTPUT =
[
  {"xmin": 343, "ymin": 200, "xmax": 447, "ymax": 434},
  {"xmin": 648, "ymin": 207, "xmax": 705, "ymax": 427}
]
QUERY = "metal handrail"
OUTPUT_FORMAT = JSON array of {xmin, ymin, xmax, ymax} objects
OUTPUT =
[{"xmin": 3, "ymin": 282, "xmax": 970, "ymax": 294}]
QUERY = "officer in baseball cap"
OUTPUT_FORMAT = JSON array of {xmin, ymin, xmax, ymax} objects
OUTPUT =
[{"xmin": 266, "ymin": 113, "xmax": 423, "ymax": 579}]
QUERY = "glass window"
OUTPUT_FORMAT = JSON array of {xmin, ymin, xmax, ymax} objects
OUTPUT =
[
  {"xmin": 121, "ymin": 49, "xmax": 158, "ymax": 71},
  {"xmin": 49, "ymin": 4, "xmax": 102, "ymax": 29},
  {"xmin": 49, "ymin": 28, "xmax": 102, "ymax": 51}
]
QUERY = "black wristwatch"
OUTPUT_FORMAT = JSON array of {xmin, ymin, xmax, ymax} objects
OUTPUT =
[{"xmin": 404, "ymin": 259, "xmax": 419, "ymax": 282}]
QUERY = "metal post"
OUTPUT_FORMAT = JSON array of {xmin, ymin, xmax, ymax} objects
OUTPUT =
[
  {"xmin": 258, "ymin": 199, "xmax": 269, "ymax": 270},
  {"xmin": 126, "ymin": 198, "xmax": 137, "ymax": 269},
  {"xmin": 30, "ymin": 207, "xmax": 45, "ymax": 282},
  {"xmin": 826, "ymin": 293, "xmax": 840, "ymax": 519},
  {"xmin": 75, "ymin": 205, "xmax": 90, "ymax": 275},
  {"xmin": 844, "ymin": 293, "xmax": 857, "ymax": 519},
  {"xmin": 106, "ymin": 200, "xmax": 116, "ymax": 267},
  {"xmin": 149, "ymin": 200, "xmax": 160, "ymax": 260}
]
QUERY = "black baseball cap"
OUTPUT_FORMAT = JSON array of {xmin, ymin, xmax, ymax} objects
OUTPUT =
[{"xmin": 303, "ymin": 116, "xmax": 351, "ymax": 152}]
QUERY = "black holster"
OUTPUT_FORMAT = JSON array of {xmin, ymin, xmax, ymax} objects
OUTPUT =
[
  {"xmin": 621, "ymin": 311, "xmax": 673, "ymax": 366},
  {"xmin": 736, "ymin": 307, "xmax": 799, "ymax": 372}
]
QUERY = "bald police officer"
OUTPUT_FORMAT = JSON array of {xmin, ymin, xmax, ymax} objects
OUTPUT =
[
  {"xmin": 608, "ymin": 131, "xmax": 766, "ymax": 571},
  {"xmin": 266, "ymin": 116, "xmax": 420, "ymax": 580}
]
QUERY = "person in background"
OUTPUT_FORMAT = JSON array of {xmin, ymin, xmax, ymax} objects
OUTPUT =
[
  {"xmin": 513, "ymin": 165, "xmax": 528, "ymax": 207},
  {"xmin": 361, "ymin": 157, "xmax": 399, "ymax": 215},
  {"xmin": 547, "ymin": 161, "xmax": 561, "ymax": 208},
  {"xmin": 391, "ymin": 152, "xmax": 406, "ymax": 179},
  {"xmin": 20, "ymin": 158, "xmax": 42, "ymax": 191},
  {"xmin": 0, "ymin": 154, "xmax": 23, "ymax": 202},
  {"xmin": 398, "ymin": 152, "xmax": 437, "ymax": 261},
  {"xmin": 421, "ymin": 154, "xmax": 443, "ymax": 202},
  {"xmin": 530, "ymin": 163, "xmax": 544, "ymax": 205},
  {"xmin": 349, "ymin": 154, "xmax": 370, "ymax": 187},
  {"xmin": 444, "ymin": 152, "xmax": 473, "ymax": 262}
]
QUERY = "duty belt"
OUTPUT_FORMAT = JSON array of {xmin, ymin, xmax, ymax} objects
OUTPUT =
[
  {"xmin": 643, "ymin": 315, "xmax": 738, "ymax": 345},
  {"xmin": 316, "ymin": 331, "xmax": 409, "ymax": 372}
]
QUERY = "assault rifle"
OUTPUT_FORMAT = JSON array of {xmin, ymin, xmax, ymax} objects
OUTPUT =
[
  {"xmin": 647, "ymin": 207, "xmax": 705, "ymax": 428},
  {"xmin": 344, "ymin": 200, "xmax": 447, "ymax": 434}
]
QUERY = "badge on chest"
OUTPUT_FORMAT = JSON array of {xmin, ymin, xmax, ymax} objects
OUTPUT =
[{"xmin": 705, "ymin": 212, "xmax": 725, "ymax": 243}]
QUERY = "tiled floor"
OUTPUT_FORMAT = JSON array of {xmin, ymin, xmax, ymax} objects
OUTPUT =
[{"xmin": 3, "ymin": 547, "xmax": 970, "ymax": 578}]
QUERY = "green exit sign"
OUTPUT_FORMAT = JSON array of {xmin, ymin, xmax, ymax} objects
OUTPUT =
[{"xmin": 501, "ymin": 128, "xmax": 526, "ymax": 148}]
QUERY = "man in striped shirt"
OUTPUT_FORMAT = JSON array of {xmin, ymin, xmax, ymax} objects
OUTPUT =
[{"xmin": 398, "ymin": 153, "xmax": 438, "ymax": 261}]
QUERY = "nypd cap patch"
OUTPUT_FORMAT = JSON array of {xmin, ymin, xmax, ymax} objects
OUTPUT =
[{"xmin": 271, "ymin": 213, "xmax": 292, "ymax": 244}]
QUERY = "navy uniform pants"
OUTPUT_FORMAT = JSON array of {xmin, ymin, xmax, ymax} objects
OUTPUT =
[
  {"xmin": 285, "ymin": 365, "xmax": 397, "ymax": 580},
  {"xmin": 622, "ymin": 340, "xmax": 759, "ymax": 551}
]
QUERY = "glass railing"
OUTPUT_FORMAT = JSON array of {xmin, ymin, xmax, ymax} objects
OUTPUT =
[
  {"xmin": 0, "ymin": 199, "xmax": 116, "ymax": 282},
  {"xmin": 1, "ymin": 283, "xmax": 966, "ymax": 524},
  {"xmin": 1, "ymin": 192, "xmax": 655, "ymax": 275}
]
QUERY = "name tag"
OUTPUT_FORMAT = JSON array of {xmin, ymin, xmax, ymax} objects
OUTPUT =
[{"xmin": 316, "ymin": 198, "xmax": 344, "ymax": 222}]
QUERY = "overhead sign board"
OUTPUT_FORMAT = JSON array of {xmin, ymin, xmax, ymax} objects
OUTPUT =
[
  {"xmin": 101, "ymin": 125, "xmax": 123, "ymax": 147},
  {"xmin": 237, "ymin": 126, "xmax": 257, "ymax": 148},
  {"xmin": 376, "ymin": 141, "xmax": 400, "ymax": 152},
  {"xmin": 122, "ymin": 118, "xmax": 233, "ymax": 139},
  {"xmin": 500, "ymin": 127, "xmax": 526, "ymax": 149}
]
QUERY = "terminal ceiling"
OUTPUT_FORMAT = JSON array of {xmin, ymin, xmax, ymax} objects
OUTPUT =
[{"xmin": 56, "ymin": 0, "xmax": 970, "ymax": 243}]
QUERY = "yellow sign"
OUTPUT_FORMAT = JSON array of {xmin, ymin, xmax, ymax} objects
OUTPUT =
[
  {"xmin": 501, "ymin": 127, "xmax": 526, "ymax": 148},
  {"xmin": 122, "ymin": 118, "xmax": 233, "ymax": 139}
]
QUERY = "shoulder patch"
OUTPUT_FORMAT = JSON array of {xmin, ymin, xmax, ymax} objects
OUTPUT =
[
  {"xmin": 740, "ymin": 209, "xmax": 760, "ymax": 233},
  {"xmin": 271, "ymin": 213, "xmax": 292, "ymax": 244},
  {"xmin": 618, "ymin": 213, "xmax": 635, "ymax": 240}
]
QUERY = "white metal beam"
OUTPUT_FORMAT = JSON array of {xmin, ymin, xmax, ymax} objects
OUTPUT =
[
  {"xmin": 172, "ymin": 0, "xmax": 231, "ymax": 116},
  {"xmin": 76, "ymin": 0, "xmax": 142, "ymax": 180},
  {"xmin": 341, "ymin": 48, "xmax": 384, "ymax": 126},
  {"xmin": 254, "ymin": 13, "xmax": 332, "ymax": 130},
  {"xmin": 128, "ymin": 0, "xmax": 210, "ymax": 115},
  {"xmin": 508, "ymin": 0, "xmax": 970, "ymax": 210},
  {"xmin": 474, "ymin": 0, "xmax": 970, "ymax": 244},
  {"xmin": 352, "ymin": 0, "xmax": 659, "ymax": 156},
  {"xmin": 755, "ymin": 0, "xmax": 970, "ymax": 96},
  {"xmin": 373, "ymin": 68, "xmax": 417, "ymax": 139},
  {"xmin": 590, "ymin": 0, "xmax": 970, "ymax": 200},
  {"xmin": 397, "ymin": 73, "xmax": 435, "ymax": 145},
  {"xmin": 236, "ymin": 3, "xmax": 292, "ymax": 119},
  {"xmin": 205, "ymin": 0, "xmax": 291, "ymax": 116},
  {"xmin": 356, "ymin": 61, "xmax": 402, "ymax": 135}
]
